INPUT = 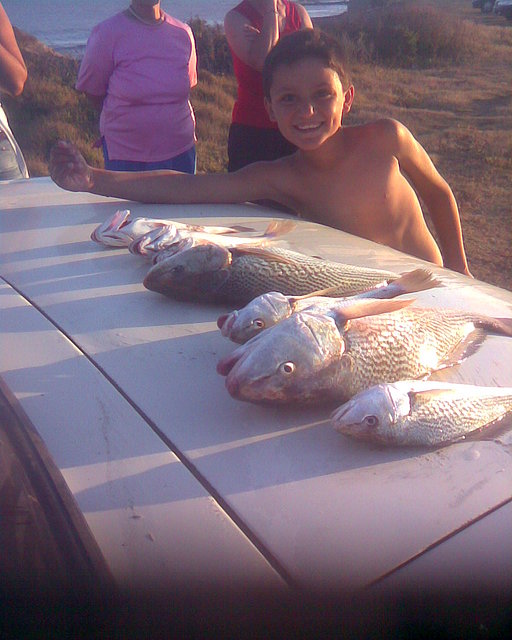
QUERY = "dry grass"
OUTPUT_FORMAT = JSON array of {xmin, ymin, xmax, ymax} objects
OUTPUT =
[
  {"xmin": 316, "ymin": 0, "xmax": 512, "ymax": 290},
  {"xmin": 192, "ymin": 70, "xmax": 236, "ymax": 174}
]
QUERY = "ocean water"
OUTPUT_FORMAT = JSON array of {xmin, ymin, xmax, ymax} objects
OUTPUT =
[{"xmin": 3, "ymin": 0, "xmax": 347, "ymax": 57}]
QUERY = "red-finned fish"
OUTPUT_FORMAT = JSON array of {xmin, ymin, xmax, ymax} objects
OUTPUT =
[
  {"xmin": 217, "ymin": 268, "xmax": 442, "ymax": 343},
  {"xmin": 217, "ymin": 299, "xmax": 512, "ymax": 405},
  {"xmin": 91, "ymin": 209, "xmax": 255, "ymax": 247},
  {"xmin": 129, "ymin": 220, "xmax": 295, "ymax": 258},
  {"xmin": 143, "ymin": 244, "xmax": 399, "ymax": 304}
]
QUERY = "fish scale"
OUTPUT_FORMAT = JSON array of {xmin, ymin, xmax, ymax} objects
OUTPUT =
[
  {"xmin": 218, "ymin": 300, "xmax": 512, "ymax": 405},
  {"xmin": 332, "ymin": 381, "xmax": 512, "ymax": 446},
  {"xmin": 340, "ymin": 309, "xmax": 480, "ymax": 399},
  {"xmin": 216, "ymin": 248, "xmax": 398, "ymax": 302},
  {"xmin": 144, "ymin": 244, "xmax": 400, "ymax": 304},
  {"xmin": 408, "ymin": 395, "xmax": 512, "ymax": 441}
]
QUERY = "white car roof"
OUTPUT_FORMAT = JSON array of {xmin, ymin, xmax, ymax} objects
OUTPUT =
[{"xmin": 1, "ymin": 177, "xmax": 511, "ymax": 617}]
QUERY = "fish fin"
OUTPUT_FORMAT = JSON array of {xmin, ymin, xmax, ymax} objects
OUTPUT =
[
  {"xmin": 330, "ymin": 298, "xmax": 414, "ymax": 326},
  {"xmin": 231, "ymin": 246, "xmax": 297, "ymax": 264},
  {"xmin": 469, "ymin": 411, "xmax": 512, "ymax": 440},
  {"xmin": 188, "ymin": 223, "xmax": 254, "ymax": 235},
  {"xmin": 476, "ymin": 317, "xmax": 512, "ymax": 338},
  {"xmin": 409, "ymin": 387, "xmax": 461, "ymax": 406},
  {"xmin": 262, "ymin": 219, "xmax": 296, "ymax": 238},
  {"xmin": 434, "ymin": 329, "xmax": 488, "ymax": 371},
  {"xmin": 288, "ymin": 285, "xmax": 341, "ymax": 305},
  {"xmin": 392, "ymin": 269, "xmax": 443, "ymax": 295},
  {"xmin": 227, "ymin": 224, "xmax": 256, "ymax": 233},
  {"xmin": 463, "ymin": 413, "xmax": 512, "ymax": 443}
]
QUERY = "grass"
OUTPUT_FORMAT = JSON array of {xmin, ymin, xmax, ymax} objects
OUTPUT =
[{"xmin": 3, "ymin": 0, "xmax": 511, "ymax": 290}]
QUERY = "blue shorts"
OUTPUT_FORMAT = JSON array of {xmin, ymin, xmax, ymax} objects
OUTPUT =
[
  {"xmin": 102, "ymin": 140, "xmax": 196, "ymax": 174},
  {"xmin": 0, "ymin": 132, "xmax": 24, "ymax": 180}
]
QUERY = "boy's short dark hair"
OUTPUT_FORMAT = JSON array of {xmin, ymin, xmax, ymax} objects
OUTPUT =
[{"xmin": 262, "ymin": 28, "xmax": 352, "ymax": 99}]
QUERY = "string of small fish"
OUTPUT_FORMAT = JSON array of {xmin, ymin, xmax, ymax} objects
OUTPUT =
[{"xmin": 92, "ymin": 210, "xmax": 512, "ymax": 449}]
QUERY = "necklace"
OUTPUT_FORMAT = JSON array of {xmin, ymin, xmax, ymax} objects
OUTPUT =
[{"xmin": 127, "ymin": 6, "xmax": 165, "ymax": 26}]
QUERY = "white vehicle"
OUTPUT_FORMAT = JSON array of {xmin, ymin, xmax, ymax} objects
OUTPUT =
[
  {"xmin": 1, "ymin": 177, "xmax": 512, "ymax": 636},
  {"xmin": 494, "ymin": 0, "xmax": 512, "ymax": 18}
]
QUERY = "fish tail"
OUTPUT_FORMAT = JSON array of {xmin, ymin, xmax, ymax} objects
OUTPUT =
[{"xmin": 388, "ymin": 268, "xmax": 443, "ymax": 296}]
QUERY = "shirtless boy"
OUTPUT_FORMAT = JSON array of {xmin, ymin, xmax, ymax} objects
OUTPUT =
[{"xmin": 50, "ymin": 28, "xmax": 470, "ymax": 274}]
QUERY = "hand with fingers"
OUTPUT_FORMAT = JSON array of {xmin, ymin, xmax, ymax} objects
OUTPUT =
[{"xmin": 49, "ymin": 140, "xmax": 93, "ymax": 192}]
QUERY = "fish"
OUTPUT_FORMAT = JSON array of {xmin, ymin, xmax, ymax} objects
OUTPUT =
[
  {"xmin": 331, "ymin": 381, "xmax": 512, "ymax": 447},
  {"xmin": 216, "ymin": 299, "xmax": 512, "ymax": 405},
  {"xmin": 217, "ymin": 268, "xmax": 441, "ymax": 344},
  {"xmin": 143, "ymin": 243, "xmax": 399, "ymax": 304},
  {"xmin": 91, "ymin": 209, "xmax": 254, "ymax": 247},
  {"xmin": 129, "ymin": 219, "xmax": 295, "ymax": 258}
]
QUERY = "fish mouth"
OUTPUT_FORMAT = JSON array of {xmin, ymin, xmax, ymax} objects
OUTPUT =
[
  {"xmin": 91, "ymin": 209, "xmax": 131, "ymax": 244},
  {"xmin": 331, "ymin": 401, "xmax": 356, "ymax": 429},
  {"xmin": 225, "ymin": 374, "xmax": 240, "ymax": 398},
  {"xmin": 216, "ymin": 348, "xmax": 243, "ymax": 376},
  {"xmin": 217, "ymin": 311, "xmax": 237, "ymax": 336},
  {"xmin": 331, "ymin": 399, "xmax": 374, "ymax": 441},
  {"xmin": 217, "ymin": 344, "xmax": 273, "ymax": 401}
]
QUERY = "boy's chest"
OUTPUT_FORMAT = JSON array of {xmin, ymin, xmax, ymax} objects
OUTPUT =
[{"xmin": 288, "ymin": 154, "xmax": 402, "ymax": 230}]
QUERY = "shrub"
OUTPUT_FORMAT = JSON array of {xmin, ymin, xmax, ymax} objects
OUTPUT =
[
  {"xmin": 188, "ymin": 17, "xmax": 233, "ymax": 75},
  {"xmin": 323, "ymin": 4, "xmax": 482, "ymax": 67}
]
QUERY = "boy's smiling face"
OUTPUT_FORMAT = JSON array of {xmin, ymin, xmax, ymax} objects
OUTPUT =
[{"xmin": 265, "ymin": 57, "xmax": 354, "ymax": 152}]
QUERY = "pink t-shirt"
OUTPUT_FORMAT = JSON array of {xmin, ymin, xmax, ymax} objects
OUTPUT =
[{"xmin": 76, "ymin": 11, "xmax": 197, "ymax": 162}]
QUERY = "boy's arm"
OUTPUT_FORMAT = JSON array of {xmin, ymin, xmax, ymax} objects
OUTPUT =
[
  {"xmin": 49, "ymin": 140, "xmax": 278, "ymax": 205},
  {"xmin": 390, "ymin": 120, "xmax": 471, "ymax": 276}
]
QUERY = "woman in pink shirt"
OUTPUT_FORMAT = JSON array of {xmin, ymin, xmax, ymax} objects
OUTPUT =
[{"xmin": 76, "ymin": 1, "xmax": 197, "ymax": 173}]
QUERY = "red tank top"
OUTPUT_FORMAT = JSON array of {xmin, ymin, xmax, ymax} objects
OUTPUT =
[{"xmin": 229, "ymin": 1, "xmax": 302, "ymax": 129}]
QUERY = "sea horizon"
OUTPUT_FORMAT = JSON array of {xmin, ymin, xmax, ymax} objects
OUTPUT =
[{"xmin": 3, "ymin": 0, "xmax": 347, "ymax": 58}]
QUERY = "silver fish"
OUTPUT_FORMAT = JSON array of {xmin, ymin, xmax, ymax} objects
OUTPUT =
[
  {"xmin": 217, "ymin": 268, "xmax": 441, "ymax": 344},
  {"xmin": 144, "ymin": 243, "xmax": 399, "ymax": 304},
  {"xmin": 130, "ymin": 220, "xmax": 295, "ymax": 258},
  {"xmin": 217, "ymin": 299, "xmax": 512, "ymax": 405},
  {"xmin": 91, "ymin": 209, "xmax": 254, "ymax": 247},
  {"xmin": 331, "ymin": 381, "xmax": 512, "ymax": 447}
]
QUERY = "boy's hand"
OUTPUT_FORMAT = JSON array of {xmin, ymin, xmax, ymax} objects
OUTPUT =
[{"xmin": 50, "ymin": 140, "xmax": 93, "ymax": 192}]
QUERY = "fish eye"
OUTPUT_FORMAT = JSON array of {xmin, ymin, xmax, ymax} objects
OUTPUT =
[
  {"xmin": 252, "ymin": 318, "xmax": 265, "ymax": 329},
  {"xmin": 363, "ymin": 415, "xmax": 379, "ymax": 428},
  {"xmin": 279, "ymin": 362, "xmax": 295, "ymax": 375}
]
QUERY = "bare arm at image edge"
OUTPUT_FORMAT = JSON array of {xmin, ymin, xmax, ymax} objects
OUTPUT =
[{"xmin": 0, "ymin": 2, "xmax": 27, "ymax": 97}]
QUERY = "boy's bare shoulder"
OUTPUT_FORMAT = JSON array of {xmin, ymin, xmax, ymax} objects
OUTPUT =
[
  {"xmin": 347, "ymin": 118, "xmax": 406, "ymax": 139},
  {"xmin": 345, "ymin": 118, "xmax": 412, "ymax": 153}
]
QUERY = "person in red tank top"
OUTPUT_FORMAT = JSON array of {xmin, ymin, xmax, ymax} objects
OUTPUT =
[{"xmin": 224, "ymin": 0, "xmax": 312, "ymax": 172}]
